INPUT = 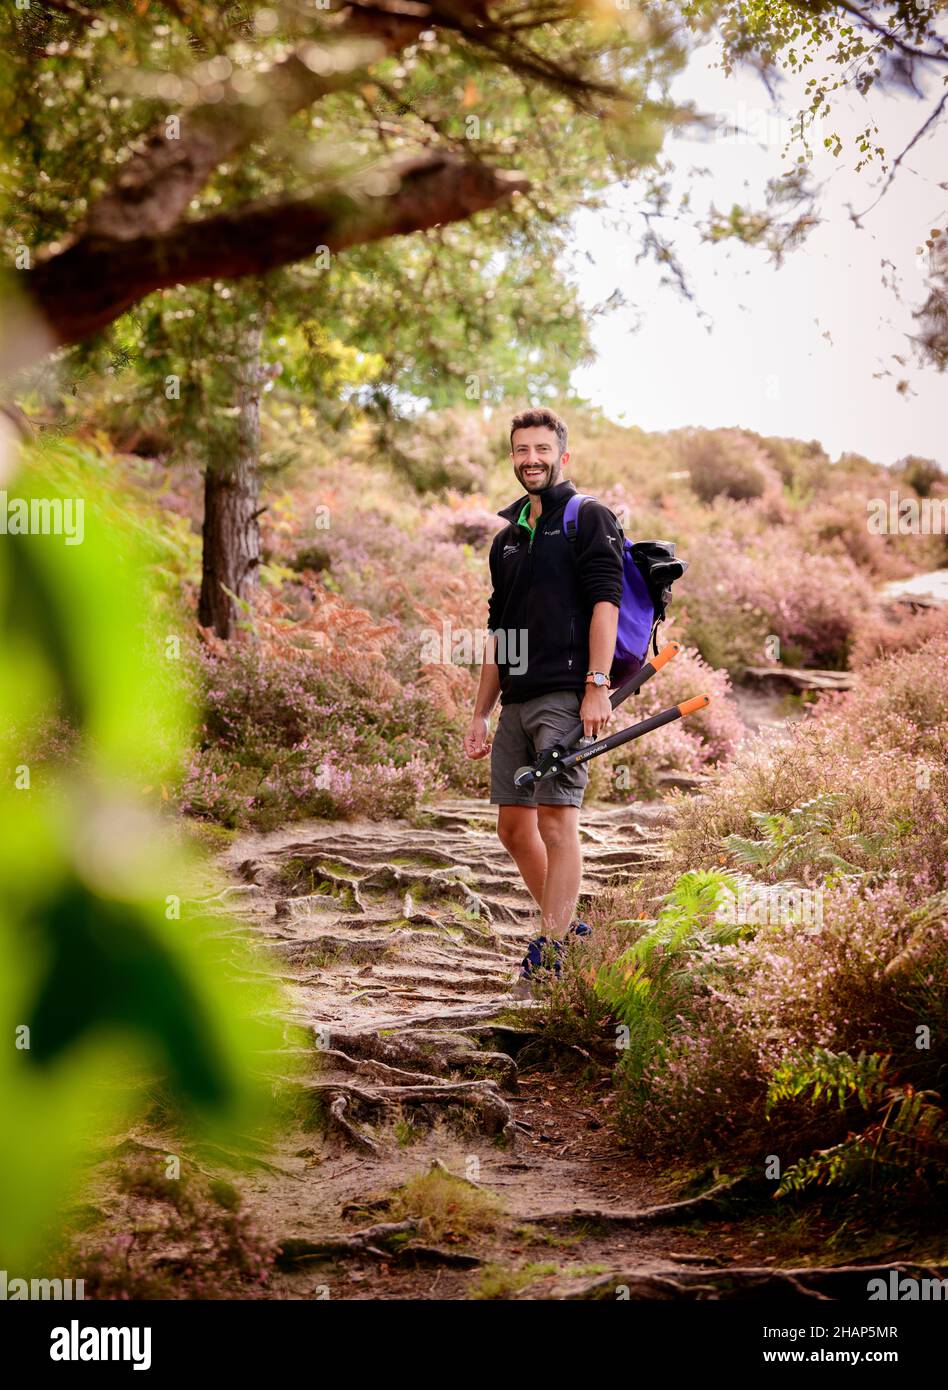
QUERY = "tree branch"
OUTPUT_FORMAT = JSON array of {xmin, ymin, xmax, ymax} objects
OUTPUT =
[
  {"xmin": 83, "ymin": 7, "xmax": 433, "ymax": 242},
  {"xmin": 790, "ymin": 0, "xmax": 948, "ymax": 66},
  {"xmin": 853, "ymin": 89, "xmax": 948, "ymax": 218},
  {"xmin": 77, "ymin": 1, "xmax": 607, "ymax": 248},
  {"xmin": 29, "ymin": 154, "xmax": 529, "ymax": 345}
]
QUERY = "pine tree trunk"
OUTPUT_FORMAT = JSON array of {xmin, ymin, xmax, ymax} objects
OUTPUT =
[{"xmin": 198, "ymin": 325, "xmax": 263, "ymax": 639}]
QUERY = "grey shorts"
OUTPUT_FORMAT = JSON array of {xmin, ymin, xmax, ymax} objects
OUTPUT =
[{"xmin": 490, "ymin": 689, "xmax": 589, "ymax": 807}]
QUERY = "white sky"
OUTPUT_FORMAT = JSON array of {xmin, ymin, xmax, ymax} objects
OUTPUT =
[{"xmin": 569, "ymin": 39, "xmax": 946, "ymax": 467}]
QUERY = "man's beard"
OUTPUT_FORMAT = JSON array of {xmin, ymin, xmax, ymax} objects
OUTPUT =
[{"xmin": 517, "ymin": 460, "xmax": 562, "ymax": 494}]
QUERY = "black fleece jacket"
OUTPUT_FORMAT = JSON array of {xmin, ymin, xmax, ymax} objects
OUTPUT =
[{"xmin": 486, "ymin": 479, "xmax": 624, "ymax": 704}]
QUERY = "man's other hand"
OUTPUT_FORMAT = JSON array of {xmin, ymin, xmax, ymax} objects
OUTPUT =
[
  {"xmin": 580, "ymin": 686, "xmax": 612, "ymax": 740},
  {"xmin": 464, "ymin": 715, "xmax": 492, "ymax": 759}
]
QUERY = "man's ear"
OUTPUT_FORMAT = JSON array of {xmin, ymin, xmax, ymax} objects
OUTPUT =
[{"xmin": 560, "ymin": 450, "xmax": 570, "ymax": 470}]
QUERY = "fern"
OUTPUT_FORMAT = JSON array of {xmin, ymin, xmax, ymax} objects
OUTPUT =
[
  {"xmin": 722, "ymin": 791, "xmax": 892, "ymax": 876},
  {"xmin": 776, "ymin": 1085, "xmax": 948, "ymax": 1198},
  {"xmin": 768, "ymin": 1049, "xmax": 948, "ymax": 1198},
  {"xmin": 766, "ymin": 1048, "xmax": 890, "ymax": 1118},
  {"xmin": 594, "ymin": 869, "xmax": 752, "ymax": 1082}
]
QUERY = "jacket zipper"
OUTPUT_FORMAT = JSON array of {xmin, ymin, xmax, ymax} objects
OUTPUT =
[{"xmin": 567, "ymin": 615, "xmax": 575, "ymax": 669}]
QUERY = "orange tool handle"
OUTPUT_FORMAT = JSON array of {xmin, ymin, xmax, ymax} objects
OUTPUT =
[
  {"xmin": 677, "ymin": 694, "xmax": 710, "ymax": 717},
  {"xmin": 650, "ymin": 640, "xmax": 681, "ymax": 672}
]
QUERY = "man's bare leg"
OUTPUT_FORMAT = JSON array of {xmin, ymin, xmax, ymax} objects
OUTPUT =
[
  {"xmin": 536, "ymin": 804, "xmax": 582, "ymax": 941},
  {"xmin": 496, "ymin": 804, "xmax": 547, "ymax": 907}
]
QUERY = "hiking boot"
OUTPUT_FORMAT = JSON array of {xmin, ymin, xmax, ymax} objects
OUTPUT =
[
  {"xmin": 514, "ymin": 934, "xmax": 564, "ymax": 996},
  {"xmin": 513, "ymin": 924, "xmax": 593, "ymax": 996}
]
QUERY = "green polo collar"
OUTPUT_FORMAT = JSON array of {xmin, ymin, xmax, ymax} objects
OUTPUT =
[{"xmin": 516, "ymin": 499, "xmax": 535, "ymax": 537}]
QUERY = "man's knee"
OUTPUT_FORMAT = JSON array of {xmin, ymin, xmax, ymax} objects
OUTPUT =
[
  {"xmin": 536, "ymin": 804, "xmax": 580, "ymax": 848},
  {"xmin": 497, "ymin": 805, "xmax": 538, "ymax": 849}
]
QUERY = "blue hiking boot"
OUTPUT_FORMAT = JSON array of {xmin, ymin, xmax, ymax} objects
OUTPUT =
[
  {"xmin": 520, "ymin": 934, "xmax": 565, "ymax": 978},
  {"xmin": 513, "ymin": 923, "xmax": 591, "ymax": 996},
  {"xmin": 513, "ymin": 935, "xmax": 563, "ymax": 997}
]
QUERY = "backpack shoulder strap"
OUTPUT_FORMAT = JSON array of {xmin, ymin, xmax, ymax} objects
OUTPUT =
[{"xmin": 563, "ymin": 493, "xmax": 592, "ymax": 540}]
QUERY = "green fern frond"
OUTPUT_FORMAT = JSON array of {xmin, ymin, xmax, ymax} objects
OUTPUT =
[
  {"xmin": 767, "ymin": 1048, "xmax": 890, "ymax": 1118},
  {"xmin": 775, "ymin": 1085, "xmax": 948, "ymax": 1198}
]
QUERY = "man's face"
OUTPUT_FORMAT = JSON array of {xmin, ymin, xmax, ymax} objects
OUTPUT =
[{"xmin": 510, "ymin": 425, "xmax": 569, "ymax": 494}]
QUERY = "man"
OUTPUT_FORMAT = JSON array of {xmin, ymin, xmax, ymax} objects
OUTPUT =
[{"xmin": 463, "ymin": 407, "xmax": 624, "ymax": 993}]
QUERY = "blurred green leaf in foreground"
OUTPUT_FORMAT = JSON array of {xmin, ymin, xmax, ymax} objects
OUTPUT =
[{"xmin": 0, "ymin": 432, "xmax": 288, "ymax": 1267}]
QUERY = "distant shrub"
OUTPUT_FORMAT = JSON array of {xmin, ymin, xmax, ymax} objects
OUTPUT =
[
  {"xmin": 802, "ymin": 490, "xmax": 945, "ymax": 580},
  {"xmin": 761, "ymin": 436, "xmax": 829, "ymax": 492},
  {"xmin": 679, "ymin": 532, "xmax": 875, "ymax": 673},
  {"xmin": 895, "ymin": 455, "xmax": 945, "ymax": 499},
  {"xmin": 850, "ymin": 605, "xmax": 948, "ymax": 669},
  {"xmin": 382, "ymin": 405, "xmax": 496, "ymax": 494},
  {"xmin": 832, "ymin": 451, "xmax": 888, "ymax": 488},
  {"xmin": 436, "ymin": 497, "xmax": 503, "ymax": 548},
  {"xmin": 680, "ymin": 430, "xmax": 772, "ymax": 503},
  {"xmin": 289, "ymin": 543, "xmax": 331, "ymax": 573}
]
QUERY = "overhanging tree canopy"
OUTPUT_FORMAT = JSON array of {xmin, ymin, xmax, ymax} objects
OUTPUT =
[{"xmin": 2, "ymin": 1, "xmax": 695, "ymax": 348}]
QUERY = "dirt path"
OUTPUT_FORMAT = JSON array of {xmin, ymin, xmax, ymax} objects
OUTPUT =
[{"xmin": 204, "ymin": 794, "xmax": 735, "ymax": 1299}]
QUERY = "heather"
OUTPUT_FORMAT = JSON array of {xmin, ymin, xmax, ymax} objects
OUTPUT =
[
  {"xmin": 666, "ymin": 623, "xmax": 948, "ymax": 881},
  {"xmin": 540, "ymin": 627, "xmax": 948, "ymax": 1209},
  {"xmin": 180, "ymin": 623, "xmax": 467, "ymax": 830}
]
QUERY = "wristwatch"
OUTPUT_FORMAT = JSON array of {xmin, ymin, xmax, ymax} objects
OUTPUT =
[{"xmin": 585, "ymin": 671, "xmax": 611, "ymax": 688}]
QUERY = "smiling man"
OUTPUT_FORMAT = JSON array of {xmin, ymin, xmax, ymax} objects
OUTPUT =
[{"xmin": 463, "ymin": 408, "xmax": 624, "ymax": 994}]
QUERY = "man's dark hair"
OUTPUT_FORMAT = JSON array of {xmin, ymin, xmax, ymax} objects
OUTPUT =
[{"xmin": 509, "ymin": 408, "xmax": 568, "ymax": 457}]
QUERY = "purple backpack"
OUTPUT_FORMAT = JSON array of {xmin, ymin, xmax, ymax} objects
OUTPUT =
[{"xmin": 563, "ymin": 494, "xmax": 688, "ymax": 685}]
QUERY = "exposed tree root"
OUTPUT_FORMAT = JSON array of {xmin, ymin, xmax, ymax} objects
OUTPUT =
[
  {"xmin": 326, "ymin": 1091, "xmax": 382, "ymax": 1154},
  {"xmin": 521, "ymin": 1176, "xmax": 759, "ymax": 1230},
  {"xmin": 401, "ymin": 895, "xmax": 502, "ymax": 949},
  {"xmin": 392, "ymin": 1245, "xmax": 482, "ymax": 1268},
  {"xmin": 299, "ymin": 1076, "xmax": 518, "ymax": 1144},
  {"xmin": 276, "ymin": 1221, "xmax": 418, "ymax": 1264},
  {"xmin": 371, "ymin": 968, "xmax": 508, "ymax": 996},
  {"xmin": 316, "ymin": 1026, "xmax": 519, "ymax": 1091},
  {"xmin": 564, "ymin": 1260, "xmax": 948, "ymax": 1301},
  {"xmin": 182, "ymin": 884, "xmax": 264, "ymax": 910},
  {"xmin": 267, "ymin": 929, "xmax": 413, "ymax": 966},
  {"xmin": 276, "ymin": 1222, "xmax": 482, "ymax": 1269},
  {"xmin": 273, "ymin": 892, "xmax": 358, "ymax": 921},
  {"xmin": 383, "ymin": 1002, "xmax": 536, "ymax": 1032},
  {"xmin": 312, "ymin": 1048, "xmax": 445, "ymax": 1087}
]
